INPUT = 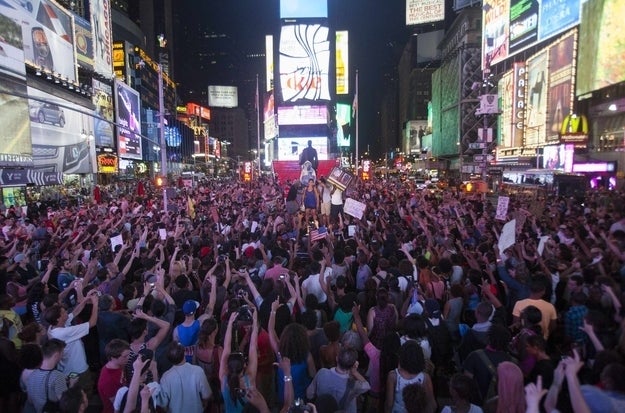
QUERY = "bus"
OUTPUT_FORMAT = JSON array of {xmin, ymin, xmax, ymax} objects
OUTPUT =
[{"xmin": 502, "ymin": 169, "xmax": 588, "ymax": 199}]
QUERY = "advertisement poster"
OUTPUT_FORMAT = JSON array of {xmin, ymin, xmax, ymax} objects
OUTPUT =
[
  {"xmin": 92, "ymin": 79, "xmax": 114, "ymax": 148},
  {"xmin": 482, "ymin": 0, "xmax": 509, "ymax": 68},
  {"xmin": 546, "ymin": 32, "xmax": 575, "ymax": 142},
  {"xmin": 114, "ymin": 80, "xmax": 142, "ymax": 160},
  {"xmin": 498, "ymin": 71, "xmax": 514, "ymax": 148},
  {"xmin": 74, "ymin": 15, "xmax": 93, "ymax": 70},
  {"xmin": 538, "ymin": 0, "xmax": 580, "ymax": 41},
  {"xmin": 277, "ymin": 137, "xmax": 327, "ymax": 161},
  {"xmin": 279, "ymin": 24, "xmax": 330, "ymax": 103},
  {"xmin": 336, "ymin": 103, "xmax": 351, "ymax": 148},
  {"xmin": 406, "ymin": 0, "xmax": 445, "ymax": 25},
  {"xmin": 525, "ymin": 51, "xmax": 548, "ymax": 146},
  {"xmin": 509, "ymin": 0, "xmax": 539, "ymax": 54},
  {"xmin": 28, "ymin": 87, "xmax": 95, "ymax": 174},
  {"xmin": 90, "ymin": 0, "xmax": 113, "ymax": 77}
]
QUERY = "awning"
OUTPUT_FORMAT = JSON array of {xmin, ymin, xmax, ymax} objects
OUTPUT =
[{"xmin": 0, "ymin": 169, "xmax": 64, "ymax": 186}]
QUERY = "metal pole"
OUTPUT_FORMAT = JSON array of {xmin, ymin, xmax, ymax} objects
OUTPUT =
[
  {"xmin": 158, "ymin": 64, "xmax": 168, "ymax": 212},
  {"xmin": 256, "ymin": 74, "xmax": 261, "ymax": 177},
  {"xmin": 481, "ymin": 68, "xmax": 490, "ymax": 182},
  {"xmin": 355, "ymin": 70, "xmax": 359, "ymax": 176}
]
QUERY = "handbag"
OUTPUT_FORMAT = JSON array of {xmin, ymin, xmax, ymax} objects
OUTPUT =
[{"xmin": 42, "ymin": 371, "xmax": 61, "ymax": 413}]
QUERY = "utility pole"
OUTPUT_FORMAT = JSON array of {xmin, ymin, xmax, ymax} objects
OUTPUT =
[{"xmin": 158, "ymin": 64, "xmax": 168, "ymax": 212}]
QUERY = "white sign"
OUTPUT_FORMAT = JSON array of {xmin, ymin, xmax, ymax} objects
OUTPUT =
[
  {"xmin": 208, "ymin": 85, "xmax": 238, "ymax": 108},
  {"xmin": 469, "ymin": 142, "xmax": 487, "ymax": 149},
  {"xmin": 476, "ymin": 94, "xmax": 499, "ymax": 115},
  {"xmin": 498, "ymin": 219, "xmax": 517, "ymax": 253},
  {"xmin": 344, "ymin": 198, "xmax": 366, "ymax": 220},
  {"xmin": 406, "ymin": 0, "xmax": 445, "ymax": 25},
  {"xmin": 537, "ymin": 235, "xmax": 550, "ymax": 256},
  {"xmin": 110, "ymin": 234, "xmax": 123, "ymax": 252},
  {"xmin": 495, "ymin": 196, "xmax": 510, "ymax": 221}
]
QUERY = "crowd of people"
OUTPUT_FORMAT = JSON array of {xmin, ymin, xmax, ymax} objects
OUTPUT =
[{"xmin": 0, "ymin": 173, "xmax": 624, "ymax": 413}]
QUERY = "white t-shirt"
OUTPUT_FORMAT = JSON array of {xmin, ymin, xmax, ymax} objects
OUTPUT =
[
  {"xmin": 302, "ymin": 273, "xmax": 328, "ymax": 304},
  {"xmin": 48, "ymin": 314, "xmax": 90, "ymax": 375},
  {"xmin": 331, "ymin": 189, "xmax": 343, "ymax": 205}
]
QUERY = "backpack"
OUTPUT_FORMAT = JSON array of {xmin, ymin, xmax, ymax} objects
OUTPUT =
[
  {"xmin": 476, "ymin": 349, "xmax": 498, "ymax": 401},
  {"xmin": 425, "ymin": 318, "xmax": 452, "ymax": 368}
]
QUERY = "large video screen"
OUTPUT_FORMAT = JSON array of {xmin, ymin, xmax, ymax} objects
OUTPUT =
[
  {"xmin": 406, "ymin": 0, "xmax": 445, "ymax": 26},
  {"xmin": 546, "ymin": 32, "xmax": 575, "ymax": 142},
  {"xmin": 0, "ymin": 0, "xmax": 76, "ymax": 81},
  {"xmin": 482, "ymin": 0, "xmax": 581, "ymax": 69},
  {"xmin": 28, "ymin": 87, "xmax": 95, "ymax": 174},
  {"xmin": 525, "ymin": 51, "xmax": 548, "ymax": 146},
  {"xmin": 278, "ymin": 105, "xmax": 328, "ymax": 126},
  {"xmin": 114, "ymin": 80, "xmax": 142, "ymax": 160},
  {"xmin": 542, "ymin": 144, "xmax": 574, "ymax": 172},
  {"xmin": 280, "ymin": 0, "xmax": 327, "ymax": 19},
  {"xmin": 277, "ymin": 137, "xmax": 328, "ymax": 161},
  {"xmin": 577, "ymin": 0, "xmax": 625, "ymax": 96},
  {"xmin": 336, "ymin": 103, "xmax": 351, "ymax": 148},
  {"xmin": 92, "ymin": 79, "xmax": 114, "ymax": 148},
  {"xmin": 279, "ymin": 24, "xmax": 330, "ymax": 103}
]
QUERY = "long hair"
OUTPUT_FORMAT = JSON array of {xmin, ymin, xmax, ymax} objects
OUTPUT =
[
  {"xmin": 278, "ymin": 323, "xmax": 310, "ymax": 363},
  {"xmin": 496, "ymin": 361, "xmax": 525, "ymax": 413},
  {"xmin": 197, "ymin": 318, "xmax": 218, "ymax": 349},
  {"xmin": 227, "ymin": 353, "xmax": 245, "ymax": 404}
]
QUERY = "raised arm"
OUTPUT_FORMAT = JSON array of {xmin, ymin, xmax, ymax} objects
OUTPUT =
[
  {"xmin": 246, "ymin": 307, "xmax": 259, "ymax": 385},
  {"xmin": 268, "ymin": 298, "xmax": 281, "ymax": 354},
  {"xmin": 135, "ymin": 309, "xmax": 171, "ymax": 351},
  {"xmin": 219, "ymin": 311, "xmax": 239, "ymax": 381}
]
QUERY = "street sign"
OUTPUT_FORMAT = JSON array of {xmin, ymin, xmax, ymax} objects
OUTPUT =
[
  {"xmin": 474, "ymin": 154, "xmax": 494, "ymax": 162},
  {"xmin": 469, "ymin": 142, "xmax": 487, "ymax": 149}
]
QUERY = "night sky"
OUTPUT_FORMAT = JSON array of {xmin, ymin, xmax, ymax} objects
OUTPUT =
[{"xmin": 174, "ymin": 0, "xmax": 409, "ymax": 156}]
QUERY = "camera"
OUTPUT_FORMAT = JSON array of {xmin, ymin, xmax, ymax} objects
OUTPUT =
[
  {"xmin": 290, "ymin": 398, "xmax": 311, "ymax": 413},
  {"xmin": 234, "ymin": 388, "xmax": 247, "ymax": 399},
  {"xmin": 236, "ymin": 305, "xmax": 252, "ymax": 323},
  {"xmin": 218, "ymin": 254, "xmax": 228, "ymax": 262}
]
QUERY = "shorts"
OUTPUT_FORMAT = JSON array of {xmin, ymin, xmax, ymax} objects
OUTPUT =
[{"xmin": 320, "ymin": 202, "xmax": 331, "ymax": 216}]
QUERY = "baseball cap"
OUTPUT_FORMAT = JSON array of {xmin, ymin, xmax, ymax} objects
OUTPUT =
[{"xmin": 182, "ymin": 300, "xmax": 200, "ymax": 315}]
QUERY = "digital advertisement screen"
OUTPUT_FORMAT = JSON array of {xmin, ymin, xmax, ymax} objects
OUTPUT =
[
  {"xmin": 90, "ymin": 0, "xmax": 113, "ymax": 77},
  {"xmin": 279, "ymin": 24, "xmax": 330, "ymax": 103},
  {"xmin": 278, "ymin": 105, "xmax": 328, "ymax": 126},
  {"xmin": 280, "ymin": 0, "xmax": 327, "ymax": 19},
  {"xmin": 542, "ymin": 144, "xmax": 574, "ymax": 172},
  {"xmin": 546, "ymin": 31, "xmax": 575, "ymax": 142},
  {"xmin": 525, "ymin": 51, "xmax": 548, "ymax": 146},
  {"xmin": 335, "ymin": 31, "xmax": 349, "ymax": 95},
  {"xmin": 406, "ymin": 0, "xmax": 445, "ymax": 25},
  {"xmin": 482, "ymin": 0, "xmax": 581, "ymax": 69},
  {"xmin": 277, "ymin": 137, "xmax": 328, "ymax": 161},
  {"xmin": 28, "ymin": 87, "xmax": 95, "ymax": 174},
  {"xmin": 266, "ymin": 35, "xmax": 273, "ymax": 92},
  {"xmin": 336, "ymin": 103, "xmax": 351, "ymax": 148},
  {"xmin": 498, "ymin": 70, "xmax": 514, "ymax": 148},
  {"xmin": 74, "ymin": 16, "xmax": 93, "ymax": 70},
  {"xmin": 114, "ymin": 80, "xmax": 142, "ymax": 160},
  {"xmin": 92, "ymin": 79, "xmax": 114, "ymax": 148},
  {"xmin": 577, "ymin": 0, "xmax": 625, "ymax": 96}
]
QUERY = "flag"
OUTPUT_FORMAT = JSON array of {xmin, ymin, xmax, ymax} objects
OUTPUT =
[
  {"xmin": 352, "ymin": 93, "xmax": 358, "ymax": 118},
  {"xmin": 310, "ymin": 226, "xmax": 327, "ymax": 242}
]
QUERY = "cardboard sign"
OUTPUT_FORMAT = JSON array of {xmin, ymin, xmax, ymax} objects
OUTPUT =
[
  {"xmin": 495, "ymin": 196, "xmax": 509, "ymax": 221},
  {"xmin": 498, "ymin": 219, "xmax": 516, "ymax": 253},
  {"xmin": 344, "ymin": 198, "xmax": 366, "ymax": 220}
]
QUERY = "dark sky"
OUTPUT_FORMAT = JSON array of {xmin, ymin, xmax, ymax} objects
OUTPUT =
[{"xmin": 175, "ymin": 0, "xmax": 409, "ymax": 155}]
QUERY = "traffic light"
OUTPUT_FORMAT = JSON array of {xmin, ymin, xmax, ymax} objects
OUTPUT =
[{"xmin": 155, "ymin": 176, "xmax": 167, "ymax": 187}]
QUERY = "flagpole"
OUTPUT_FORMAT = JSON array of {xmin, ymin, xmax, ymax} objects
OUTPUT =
[
  {"xmin": 354, "ymin": 70, "xmax": 359, "ymax": 176},
  {"xmin": 256, "ymin": 74, "xmax": 261, "ymax": 177}
]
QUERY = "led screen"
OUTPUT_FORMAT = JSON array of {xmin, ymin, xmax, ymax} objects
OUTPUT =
[
  {"xmin": 92, "ymin": 79, "xmax": 114, "ymax": 148},
  {"xmin": 280, "ymin": 0, "xmax": 327, "ymax": 19},
  {"xmin": 266, "ymin": 35, "xmax": 273, "ymax": 92},
  {"xmin": 279, "ymin": 24, "xmax": 330, "ymax": 103},
  {"xmin": 114, "ymin": 80, "xmax": 142, "ymax": 160},
  {"xmin": 336, "ymin": 31, "xmax": 349, "ymax": 95},
  {"xmin": 277, "ymin": 137, "xmax": 328, "ymax": 161},
  {"xmin": 278, "ymin": 105, "xmax": 327, "ymax": 126},
  {"xmin": 525, "ymin": 51, "xmax": 548, "ymax": 146},
  {"xmin": 336, "ymin": 103, "xmax": 351, "ymax": 148},
  {"xmin": 498, "ymin": 71, "xmax": 514, "ymax": 148},
  {"xmin": 546, "ymin": 32, "xmax": 575, "ymax": 142},
  {"xmin": 577, "ymin": 0, "xmax": 625, "ymax": 96},
  {"xmin": 542, "ymin": 144, "xmax": 574, "ymax": 172},
  {"xmin": 406, "ymin": 0, "xmax": 445, "ymax": 25}
]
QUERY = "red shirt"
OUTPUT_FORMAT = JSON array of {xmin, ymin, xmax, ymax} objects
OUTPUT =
[{"xmin": 97, "ymin": 365, "xmax": 124, "ymax": 413}]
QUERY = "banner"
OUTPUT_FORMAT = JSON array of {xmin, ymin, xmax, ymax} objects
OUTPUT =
[
  {"xmin": 546, "ymin": 31, "xmax": 575, "ymax": 142},
  {"xmin": 406, "ymin": 0, "xmax": 445, "ymax": 25},
  {"xmin": 498, "ymin": 219, "xmax": 517, "ymax": 252},
  {"xmin": 90, "ymin": 0, "xmax": 113, "ymax": 77},
  {"xmin": 344, "ymin": 198, "xmax": 366, "ymax": 220},
  {"xmin": 74, "ymin": 16, "xmax": 93, "ymax": 70},
  {"xmin": 114, "ymin": 80, "xmax": 142, "ymax": 160}
]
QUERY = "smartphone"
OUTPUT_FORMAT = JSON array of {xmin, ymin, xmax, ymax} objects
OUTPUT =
[{"xmin": 67, "ymin": 372, "xmax": 79, "ymax": 379}]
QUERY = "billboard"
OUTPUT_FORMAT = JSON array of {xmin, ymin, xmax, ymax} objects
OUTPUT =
[
  {"xmin": 577, "ymin": 0, "xmax": 625, "ymax": 96},
  {"xmin": 498, "ymin": 70, "xmax": 514, "ymax": 148},
  {"xmin": 336, "ymin": 103, "xmax": 351, "ymax": 148},
  {"xmin": 112, "ymin": 41, "xmax": 128, "ymax": 81},
  {"xmin": 335, "ymin": 31, "xmax": 349, "ymax": 95},
  {"xmin": 1, "ymin": 0, "xmax": 76, "ymax": 81},
  {"xmin": 416, "ymin": 30, "xmax": 444, "ymax": 63},
  {"xmin": 280, "ymin": 0, "xmax": 327, "ymax": 19},
  {"xmin": 482, "ymin": 0, "xmax": 581, "ymax": 69},
  {"xmin": 279, "ymin": 24, "xmax": 330, "ymax": 103},
  {"xmin": 114, "ymin": 80, "xmax": 142, "ymax": 160},
  {"xmin": 90, "ymin": 0, "xmax": 113, "ymax": 77},
  {"xmin": 266, "ymin": 35, "xmax": 273, "ymax": 92},
  {"xmin": 92, "ymin": 79, "xmax": 114, "ymax": 148},
  {"xmin": 208, "ymin": 85, "xmax": 238, "ymax": 108},
  {"xmin": 74, "ymin": 16, "xmax": 93, "ymax": 70},
  {"xmin": 264, "ymin": 92, "xmax": 277, "ymax": 140},
  {"xmin": 406, "ymin": 0, "xmax": 445, "ymax": 25},
  {"xmin": 278, "ymin": 105, "xmax": 327, "ymax": 126},
  {"xmin": 542, "ymin": 144, "xmax": 574, "ymax": 172},
  {"xmin": 511, "ymin": 62, "xmax": 526, "ymax": 148},
  {"xmin": 546, "ymin": 31, "xmax": 575, "ymax": 142},
  {"xmin": 28, "ymin": 87, "xmax": 96, "ymax": 174},
  {"xmin": 525, "ymin": 51, "xmax": 548, "ymax": 146},
  {"xmin": 277, "ymin": 137, "xmax": 328, "ymax": 161}
]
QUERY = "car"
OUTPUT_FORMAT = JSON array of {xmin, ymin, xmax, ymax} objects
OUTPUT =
[{"xmin": 29, "ymin": 102, "xmax": 65, "ymax": 127}]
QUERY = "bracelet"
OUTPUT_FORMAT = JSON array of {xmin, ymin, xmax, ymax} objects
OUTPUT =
[{"xmin": 283, "ymin": 375, "xmax": 292, "ymax": 383}]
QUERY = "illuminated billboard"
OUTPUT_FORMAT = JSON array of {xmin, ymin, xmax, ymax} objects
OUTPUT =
[
  {"xmin": 543, "ymin": 144, "xmax": 574, "ymax": 172},
  {"xmin": 90, "ymin": 0, "xmax": 113, "ymax": 77},
  {"xmin": 406, "ymin": 0, "xmax": 445, "ymax": 25},
  {"xmin": 92, "ymin": 79, "xmax": 114, "ymax": 148},
  {"xmin": 114, "ymin": 80, "xmax": 142, "ymax": 160},
  {"xmin": 336, "ymin": 31, "xmax": 349, "ymax": 95},
  {"xmin": 74, "ymin": 16, "xmax": 93, "ymax": 70},
  {"xmin": 511, "ymin": 62, "xmax": 526, "ymax": 148},
  {"xmin": 525, "ymin": 51, "xmax": 548, "ymax": 146},
  {"xmin": 482, "ymin": 0, "xmax": 581, "ymax": 69},
  {"xmin": 28, "ymin": 87, "xmax": 96, "ymax": 174},
  {"xmin": 546, "ymin": 31, "xmax": 575, "ymax": 142},
  {"xmin": 577, "ymin": 0, "xmax": 625, "ymax": 96},
  {"xmin": 278, "ymin": 105, "xmax": 328, "ymax": 126},
  {"xmin": 112, "ymin": 41, "xmax": 128, "ymax": 81},
  {"xmin": 498, "ymin": 70, "xmax": 514, "ymax": 148},
  {"xmin": 208, "ymin": 85, "xmax": 238, "ymax": 108},
  {"xmin": 277, "ymin": 137, "xmax": 328, "ymax": 161},
  {"xmin": 266, "ymin": 35, "xmax": 274, "ymax": 92},
  {"xmin": 264, "ymin": 92, "xmax": 277, "ymax": 140},
  {"xmin": 279, "ymin": 24, "xmax": 330, "ymax": 103},
  {"xmin": 280, "ymin": 0, "xmax": 327, "ymax": 19},
  {"xmin": 0, "ymin": 0, "xmax": 76, "ymax": 81},
  {"xmin": 336, "ymin": 103, "xmax": 351, "ymax": 148}
]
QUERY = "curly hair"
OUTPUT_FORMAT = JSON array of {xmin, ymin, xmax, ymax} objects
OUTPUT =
[{"xmin": 278, "ymin": 323, "xmax": 310, "ymax": 363}]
